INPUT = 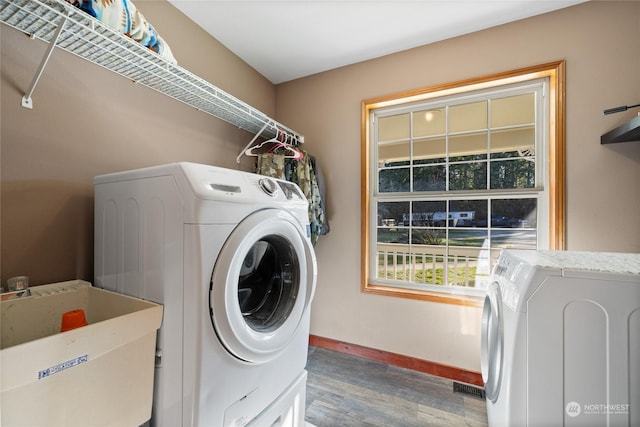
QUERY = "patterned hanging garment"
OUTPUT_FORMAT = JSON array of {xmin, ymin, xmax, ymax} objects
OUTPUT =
[{"xmin": 256, "ymin": 151, "xmax": 328, "ymax": 245}]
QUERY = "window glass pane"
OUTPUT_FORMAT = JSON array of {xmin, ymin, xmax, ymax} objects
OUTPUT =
[
  {"xmin": 491, "ymin": 230, "xmax": 537, "ymax": 249},
  {"xmin": 449, "ymin": 162, "xmax": 487, "ymax": 191},
  {"xmin": 491, "ymin": 198, "xmax": 537, "ymax": 228},
  {"xmin": 411, "ymin": 253, "xmax": 447, "ymax": 285},
  {"xmin": 377, "ymin": 229, "xmax": 409, "ymax": 244},
  {"xmin": 411, "ymin": 228, "xmax": 446, "ymax": 245},
  {"xmin": 379, "ymin": 167, "xmax": 410, "ymax": 192},
  {"xmin": 491, "ymin": 93, "xmax": 535, "ymax": 128},
  {"xmin": 412, "ymin": 200, "xmax": 446, "ymax": 226},
  {"xmin": 449, "ymin": 132, "xmax": 488, "ymax": 161},
  {"xmin": 414, "ymin": 137, "xmax": 445, "ymax": 164},
  {"xmin": 377, "ymin": 201, "xmax": 409, "ymax": 245},
  {"xmin": 413, "ymin": 165, "xmax": 446, "ymax": 191},
  {"xmin": 449, "ymin": 101, "xmax": 487, "ymax": 133},
  {"xmin": 449, "ymin": 199, "xmax": 488, "ymax": 227},
  {"xmin": 378, "ymin": 201, "xmax": 409, "ymax": 228},
  {"xmin": 378, "ymin": 141, "xmax": 410, "ymax": 166},
  {"xmin": 377, "ymin": 248, "xmax": 417, "ymax": 281},
  {"xmin": 490, "ymin": 158, "xmax": 535, "ymax": 189},
  {"xmin": 448, "ymin": 230, "xmax": 488, "ymax": 246},
  {"xmin": 413, "ymin": 109, "xmax": 445, "ymax": 137},
  {"xmin": 379, "ymin": 113, "xmax": 409, "ymax": 141},
  {"xmin": 490, "ymin": 127, "xmax": 535, "ymax": 158},
  {"xmin": 446, "ymin": 254, "xmax": 480, "ymax": 287}
]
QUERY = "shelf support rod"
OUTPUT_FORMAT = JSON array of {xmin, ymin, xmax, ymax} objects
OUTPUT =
[{"xmin": 22, "ymin": 13, "xmax": 69, "ymax": 109}]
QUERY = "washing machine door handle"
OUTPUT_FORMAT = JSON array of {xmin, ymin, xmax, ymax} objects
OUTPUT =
[{"xmin": 481, "ymin": 281, "xmax": 503, "ymax": 403}]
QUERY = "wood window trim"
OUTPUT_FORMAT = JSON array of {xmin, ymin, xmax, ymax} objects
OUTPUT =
[{"xmin": 360, "ymin": 61, "xmax": 566, "ymax": 306}]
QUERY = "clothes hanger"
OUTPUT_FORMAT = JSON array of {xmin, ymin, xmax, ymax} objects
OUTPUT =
[
  {"xmin": 244, "ymin": 128, "xmax": 284, "ymax": 157},
  {"xmin": 246, "ymin": 129, "xmax": 304, "ymax": 160},
  {"xmin": 236, "ymin": 123, "xmax": 305, "ymax": 164},
  {"xmin": 267, "ymin": 132, "xmax": 304, "ymax": 160},
  {"xmin": 236, "ymin": 122, "xmax": 269, "ymax": 163}
]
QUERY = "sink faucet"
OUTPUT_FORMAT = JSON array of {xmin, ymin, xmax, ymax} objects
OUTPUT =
[{"xmin": 2, "ymin": 276, "xmax": 31, "ymax": 301}]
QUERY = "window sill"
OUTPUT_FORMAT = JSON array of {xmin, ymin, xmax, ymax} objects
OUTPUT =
[{"xmin": 362, "ymin": 283, "xmax": 484, "ymax": 307}]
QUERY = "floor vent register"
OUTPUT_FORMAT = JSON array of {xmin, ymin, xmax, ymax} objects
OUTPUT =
[{"xmin": 453, "ymin": 382, "xmax": 486, "ymax": 400}]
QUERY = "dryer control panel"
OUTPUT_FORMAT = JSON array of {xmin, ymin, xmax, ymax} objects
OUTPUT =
[{"xmin": 491, "ymin": 251, "xmax": 538, "ymax": 312}]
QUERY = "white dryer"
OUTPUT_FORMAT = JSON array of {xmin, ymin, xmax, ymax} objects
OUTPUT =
[
  {"xmin": 481, "ymin": 250, "xmax": 640, "ymax": 427},
  {"xmin": 94, "ymin": 162, "xmax": 317, "ymax": 427}
]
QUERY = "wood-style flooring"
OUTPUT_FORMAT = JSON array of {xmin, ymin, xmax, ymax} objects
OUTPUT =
[{"xmin": 305, "ymin": 346, "xmax": 488, "ymax": 427}]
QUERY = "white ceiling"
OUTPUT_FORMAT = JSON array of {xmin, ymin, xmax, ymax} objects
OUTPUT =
[{"xmin": 168, "ymin": 0, "xmax": 586, "ymax": 84}]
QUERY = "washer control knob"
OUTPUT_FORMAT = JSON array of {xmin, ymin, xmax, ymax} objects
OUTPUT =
[{"xmin": 259, "ymin": 178, "xmax": 278, "ymax": 196}]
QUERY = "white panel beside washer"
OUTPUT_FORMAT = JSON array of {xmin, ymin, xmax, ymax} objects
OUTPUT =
[{"xmin": 482, "ymin": 250, "xmax": 640, "ymax": 427}]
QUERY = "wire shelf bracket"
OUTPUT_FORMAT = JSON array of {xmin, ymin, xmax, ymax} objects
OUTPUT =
[
  {"xmin": 21, "ymin": 9, "xmax": 69, "ymax": 108},
  {"xmin": 1, "ymin": 0, "xmax": 304, "ymax": 143}
]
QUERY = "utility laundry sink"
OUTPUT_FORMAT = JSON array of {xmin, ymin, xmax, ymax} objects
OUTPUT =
[{"xmin": 1, "ymin": 280, "xmax": 162, "ymax": 427}]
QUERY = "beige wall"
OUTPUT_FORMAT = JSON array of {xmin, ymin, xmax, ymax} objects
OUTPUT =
[
  {"xmin": 276, "ymin": 1, "xmax": 640, "ymax": 371},
  {"xmin": 0, "ymin": 0, "xmax": 273, "ymax": 285},
  {"xmin": 2, "ymin": 0, "xmax": 639, "ymax": 373}
]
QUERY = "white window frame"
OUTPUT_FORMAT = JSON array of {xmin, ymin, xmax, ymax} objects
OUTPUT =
[{"xmin": 361, "ymin": 62, "xmax": 565, "ymax": 305}]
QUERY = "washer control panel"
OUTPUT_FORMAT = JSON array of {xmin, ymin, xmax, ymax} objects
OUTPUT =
[
  {"xmin": 258, "ymin": 178, "xmax": 279, "ymax": 197},
  {"xmin": 179, "ymin": 162, "xmax": 306, "ymax": 203},
  {"xmin": 277, "ymin": 181, "xmax": 305, "ymax": 201}
]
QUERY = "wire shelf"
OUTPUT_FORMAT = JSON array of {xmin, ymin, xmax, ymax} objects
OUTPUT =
[{"xmin": 0, "ymin": 0, "xmax": 303, "ymax": 143}]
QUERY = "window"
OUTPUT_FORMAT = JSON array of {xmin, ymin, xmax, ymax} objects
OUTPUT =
[{"xmin": 361, "ymin": 62, "xmax": 565, "ymax": 304}]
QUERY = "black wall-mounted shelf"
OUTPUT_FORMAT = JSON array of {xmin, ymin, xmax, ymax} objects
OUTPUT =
[{"xmin": 601, "ymin": 115, "xmax": 640, "ymax": 144}]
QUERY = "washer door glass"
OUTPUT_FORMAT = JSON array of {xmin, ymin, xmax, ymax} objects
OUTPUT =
[
  {"xmin": 210, "ymin": 209, "xmax": 316, "ymax": 364},
  {"xmin": 481, "ymin": 280, "xmax": 503, "ymax": 403},
  {"xmin": 238, "ymin": 237, "xmax": 298, "ymax": 332}
]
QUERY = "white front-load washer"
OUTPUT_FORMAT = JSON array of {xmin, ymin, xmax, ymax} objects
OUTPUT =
[
  {"xmin": 481, "ymin": 249, "xmax": 640, "ymax": 427},
  {"xmin": 94, "ymin": 162, "xmax": 317, "ymax": 427}
]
